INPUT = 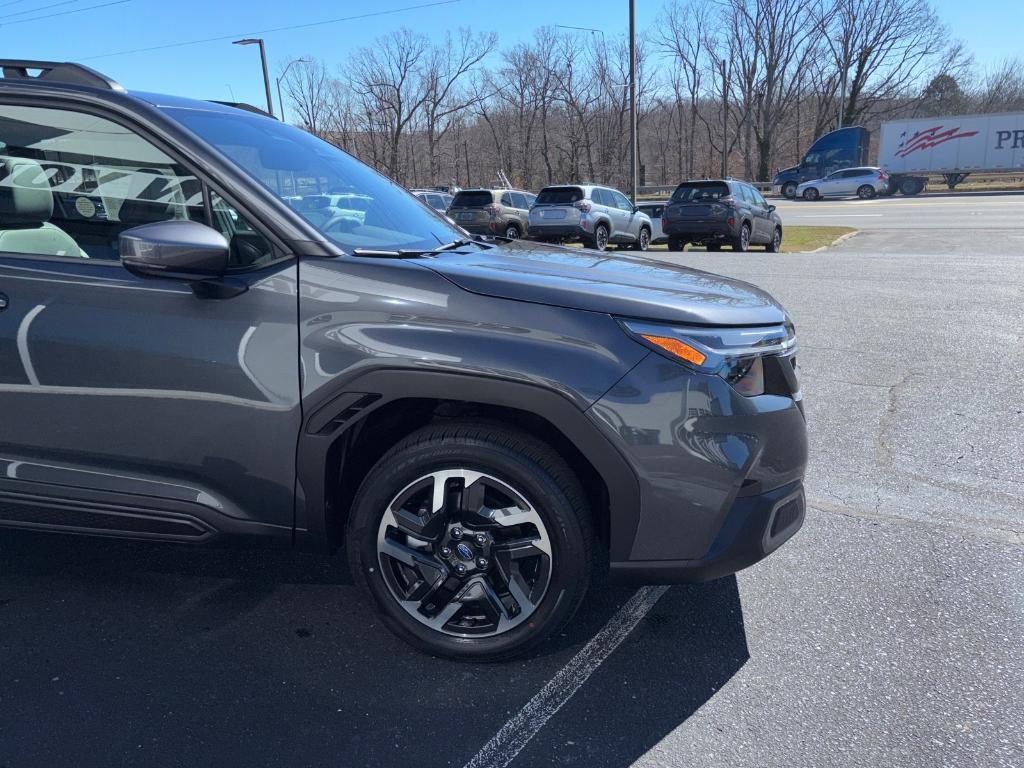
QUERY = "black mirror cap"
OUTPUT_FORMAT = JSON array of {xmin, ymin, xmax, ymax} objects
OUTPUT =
[
  {"xmin": 120, "ymin": 220, "xmax": 230, "ymax": 280},
  {"xmin": 768, "ymin": 204, "xmax": 777, "ymax": 213}
]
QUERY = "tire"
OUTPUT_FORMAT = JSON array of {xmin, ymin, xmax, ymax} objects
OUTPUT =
[
  {"xmin": 504, "ymin": 223, "xmax": 521, "ymax": 240},
  {"xmin": 346, "ymin": 421, "xmax": 593, "ymax": 662},
  {"xmin": 706, "ymin": 243, "xmax": 722, "ymax": 252},
  {"xmin": 633, "ymin": 227, "xmax": 651, "ymax": 251},
  {"xmin": 588, "ymin": 223, "xmax": 610, "ymax": 251},
  {"xmin": 732, "ymin": 223, "xmax": 751, "ymax": 252},
  {"xmin": 781, "ymin": 181, "xmax": 797, "ymax": 199},
  {"xmin": 857, "ymin": 184, "xmax": 876, "ymax": 200},
  {"xmin": 766, "ymin": 227, "xmax": 782, "ymax": 253},
  {"xmin": 802, "ymin": 187, "xmax": 820, "ymax": 201},
  {"xmin": 667, "ymin": 235, "xmax": 687, "ymax": 252},
  {"xmin": 900, "ymin": 178, "xmax": 924, "ymax": 196}
]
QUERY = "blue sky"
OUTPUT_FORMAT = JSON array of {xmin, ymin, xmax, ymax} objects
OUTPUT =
[{"xmin": 5, "ymin": 0, "xmax": 1018, "ymax": 109}]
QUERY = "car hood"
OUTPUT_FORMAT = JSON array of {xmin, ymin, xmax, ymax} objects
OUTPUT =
[{"xmin": 418, "ymin": 242, "xmax": 787, "ymax": 326}]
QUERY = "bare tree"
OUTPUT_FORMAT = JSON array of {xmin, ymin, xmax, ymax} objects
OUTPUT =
[
  {"xmin": 348, "ymin": 28, "xmax": 431, "ymax": 181},
  {"xmin": 421, "ymin": 29, "xmax": 497, "ymax": 182}
]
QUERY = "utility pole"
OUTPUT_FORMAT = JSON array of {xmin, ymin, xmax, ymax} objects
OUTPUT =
[
  {"xmin": 233, "ymin": 38, "xmax": 275, "ymax": 118},
  {"xmin": 276, "ymin": 57, "xmax": 309, "ymax": 124},
  {"xmin": 628, "ymin": 0, "xmax": 638, "ymax": 203}
]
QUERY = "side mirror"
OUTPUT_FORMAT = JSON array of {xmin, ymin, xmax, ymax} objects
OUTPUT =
[
  {"xmin": 120, "ymin": 220, "xmax": 229, "ymax": 280},
  {"xmin": 768, "ymin": 204, "xmax": 777, "ymax": 213}
]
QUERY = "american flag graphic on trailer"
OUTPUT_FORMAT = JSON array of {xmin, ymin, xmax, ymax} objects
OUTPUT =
[{"xmin": 896, "ymin": 125, "xmax": 979, "ymax": 158}]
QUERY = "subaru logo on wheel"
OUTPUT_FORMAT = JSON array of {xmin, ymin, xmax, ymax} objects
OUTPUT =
[{"xmin": 456, "ymin": 543, "xmax": 474, "ymax": 561}]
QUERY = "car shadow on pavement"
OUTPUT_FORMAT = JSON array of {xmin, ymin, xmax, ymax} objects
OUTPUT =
[{"xmin": 0, "ymin": 531, "xmax": 747, "ymax": 768}]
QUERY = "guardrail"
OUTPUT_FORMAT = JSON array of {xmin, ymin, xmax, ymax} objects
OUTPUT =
[{"xmin": 638, "ymin": 181, "xmax": 774, "ymax": 198}]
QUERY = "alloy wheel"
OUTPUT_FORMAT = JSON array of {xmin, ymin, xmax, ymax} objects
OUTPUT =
[
  {"xmin": 595, "ymin": 225, "xmax": 609, "ymax": 251},
  {"xmin": 505, "ymin": 225, "xmax": 520, "ymax": 239},
  {"xmin": 376, "ymin": 469, "xmax": 553, "ymax": 638},
  {"xmin": 638, "ymin": 228, "xmax": 650, "ymax": 251}
]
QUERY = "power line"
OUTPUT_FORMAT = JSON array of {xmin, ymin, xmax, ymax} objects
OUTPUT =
[
  {"xmin": 0, "ymin": 0, "xmax": 84, "ymax": 21},
  {"xmin": 79, "ymin": 0, "xmax": 462, "ymax": 61},
  {"xmin": 0, "ymin": 0, "xmax": 127, "ymax": 26},
  {"xmin": 0, "ymin": 0, "xmax": 37, "ymax": 9}
]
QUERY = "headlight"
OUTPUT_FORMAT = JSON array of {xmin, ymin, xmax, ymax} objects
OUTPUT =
[{"xmin": 619, "ymin": 319, "xmax": 796, "ymax": 397}]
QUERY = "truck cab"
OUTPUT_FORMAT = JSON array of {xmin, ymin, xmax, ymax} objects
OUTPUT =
[{"xmin": 773, "ymin": 126, "xmax": 870, "ymax": 199}]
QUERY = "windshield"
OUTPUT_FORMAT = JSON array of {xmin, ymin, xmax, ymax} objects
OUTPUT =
[
  {"xmin": 162, "ymin": 107, "xmax": 463, "ymax": 253},
  {"xmin": 671, "ymin": 182, "xmax": 731, "ymax": 202}
]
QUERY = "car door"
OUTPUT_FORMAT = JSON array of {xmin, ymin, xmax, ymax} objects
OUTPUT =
[
  {"xmin": 609, "ymin": 189, "xmax": 636, "ymax": 241},
  {"xmin": 746, "ymin": 185, "xmax": 774, "ymax": 243},
  {"xmin": 510, "ymin": 191, "xmax": 529, "ymax": 230},
  {"xmin": 0, "ymin": 101, "xmax": 301, "ymax": 540}
]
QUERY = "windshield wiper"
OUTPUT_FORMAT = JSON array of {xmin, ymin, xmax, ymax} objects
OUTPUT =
[{"xmin": 351, "ymin": 238, "xmax": 484, "ymax": 259}]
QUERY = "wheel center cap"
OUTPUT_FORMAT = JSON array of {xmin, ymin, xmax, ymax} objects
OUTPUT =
[{"xmin": 455, "ymin": 542, "xmax": 475, "ymax": 561}]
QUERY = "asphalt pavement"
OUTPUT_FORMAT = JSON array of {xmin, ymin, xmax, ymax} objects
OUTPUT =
[
  {"xmin": 773, "ymin": 189, "xmax": 1024, "ymax": 230},
  {"xmin": 1, "ymin": 218, "xmax": 1022, "ymax": 767}
]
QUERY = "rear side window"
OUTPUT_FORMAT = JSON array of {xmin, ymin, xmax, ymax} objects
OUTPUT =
[
  {"xmin": 671, "ymin": 182, "xmax": 731, "ymax": 202},
  {"xmin": 592, "ymin": 188, "xmax": 613, "ymax": 207},
  {"xmin": 451, "ymin": 190, "xmax": 493, "ymax": 208},
  {"xmin": 511, "ymin": 192, "xmax": 527, "ymax": 209},
  {"xmin": 500, "ymin": 192, "xmax": 513, "ymax": 207},
  {"xmin": 535, "ymin": 186, "xmax": 583, "ymax": 205}
]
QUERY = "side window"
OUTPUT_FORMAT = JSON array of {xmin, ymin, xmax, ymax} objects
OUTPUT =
[
  {"xmin": 0, "ymin": 104, "xmax": 203, "ymax": 261},
  {"xmin": 426, "ymin": 193, "xmax": 443, "ymax": 210},
  {"xmin": 500, "ymin": 192, "xmax": 513, "ymax": 207},
  {"xmin": 591, "ymin": 189, "xmax": 610, "ymax": 207},
  {"xmin": 749, "ymin": 187, "xmax": 768, "ymax": 208},
  {"xmin": 735, "ymin": 185, "xmax": 753, "ymax": 204},
  {"xmin": 525, "ymin": 193, "xmax": 536, "ymax": 208},
  {"xmin": 511, "ymin": 192, "xmax": 527, "ymax": 209},
  {"xmin": 611, "ymin": 190, "xmax": 634, "ymax": 212},
  {"xmin": 209, "ymin": 193, "xmax": 274, "ymax": 269}
]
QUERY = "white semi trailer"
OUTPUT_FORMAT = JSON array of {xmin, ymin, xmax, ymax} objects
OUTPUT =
[{"xmin": 773, "ymin": 111, "xmax": 1024, "ymax": 197}]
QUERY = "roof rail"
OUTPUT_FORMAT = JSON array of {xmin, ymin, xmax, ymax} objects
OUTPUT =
[{"xmin": 0, "ymin": 60, "xmax": 124, "ymax": 91}]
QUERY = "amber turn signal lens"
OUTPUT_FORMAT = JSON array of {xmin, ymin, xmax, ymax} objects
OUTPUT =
[{"xmin": 640, "ymin": 334, "xmax": 707, "ymax": 366}]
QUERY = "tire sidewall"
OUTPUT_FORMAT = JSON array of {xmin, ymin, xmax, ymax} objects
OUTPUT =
[{"xmin": 346, "ymin": 435, "xmax": 589, "ymax": 660}]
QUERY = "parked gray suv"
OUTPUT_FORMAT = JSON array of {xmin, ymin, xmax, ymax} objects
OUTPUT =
[
  {"xmin": 528, "ymin": 184, "xmax": 652, "ymax": 251},
  {"xmin": 0, "ymin": 61, "xmax": 807, "ymax": 661}
]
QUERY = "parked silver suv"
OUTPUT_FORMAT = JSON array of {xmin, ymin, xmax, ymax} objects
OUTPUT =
[{"xmin": 528, "ymin": 184, "xmax": 652, "ymax": 251}]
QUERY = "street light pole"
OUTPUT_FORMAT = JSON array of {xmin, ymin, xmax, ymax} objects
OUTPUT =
[
  {"xmin": 276, "ymin": 58, "xmax": 309, "ymax": 124},
  {"xmin": 233, "ymin": 38, "xmax": 275, "ymax": 117},
  {"xmin": 629, "ymin": 0, "xmax": 637, "ymax": 203}
]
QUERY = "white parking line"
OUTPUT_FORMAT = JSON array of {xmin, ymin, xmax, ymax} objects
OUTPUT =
[
  {"xmin": 462, "ymin": 585, "xmax": 670, "ymax": 768},
  {"xmin": 795, "ymin": 214, "xmax": 884, "ymax": 218}
]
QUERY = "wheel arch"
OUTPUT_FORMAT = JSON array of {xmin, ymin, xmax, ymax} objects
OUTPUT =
[{"xmin": 295, "ymin": 368, "xmax": 640, "ymax": 561}]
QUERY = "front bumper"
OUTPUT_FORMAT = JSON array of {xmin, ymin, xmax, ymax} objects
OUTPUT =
[
  {"xmin": 610, "ymin": 480, "xmax": 805, "ymax": 583},
  {"xmin": 588, "ymin": 352, "xmax": 808, "ymax": 583}
]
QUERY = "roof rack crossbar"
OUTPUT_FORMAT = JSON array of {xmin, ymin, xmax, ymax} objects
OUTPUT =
[{"xmin": 0, "ymin": 60, "xmax": 124, "ymax": 91}]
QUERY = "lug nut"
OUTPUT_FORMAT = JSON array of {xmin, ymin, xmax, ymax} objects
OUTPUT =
[
  {"xmin": 440, "ymin": 546, "xmax": 452, "ymax": 557},
  {"xmin": 455, "ymin": 563, "xmax": 467, "ymax": 575},
  {"xmin": 451, "ymin": 527, "xmax": 464, "ymax": 540},
  {"xmin": 476, "ymin": 558, "xmax": 489, "ymax": 569},
  {"xmin": 475, "ymin": 533, "xmax": 487, "ymax": 545}
]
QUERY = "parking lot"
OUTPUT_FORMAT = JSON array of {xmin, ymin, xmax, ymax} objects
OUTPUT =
[{"xmin": 2, "ymin": 202, "xmax": 1023, "ymax": 768}]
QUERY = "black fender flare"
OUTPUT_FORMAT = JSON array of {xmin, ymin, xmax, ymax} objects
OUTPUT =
[{"xmin": 294, "ymin": 367, "xmax": 641, "ymax": 560}]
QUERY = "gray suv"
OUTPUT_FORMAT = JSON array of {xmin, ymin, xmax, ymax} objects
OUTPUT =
[
  {"xmin": 447, "ymin": 188, "xmax": 534, "ymax": 239},
  {"xmin": 0, "ymin": 61, "xmax": 807, "ymax": 661},
  {"xmin": 528, "ymin": 184, "xmax": 652, "ymax": 251}
]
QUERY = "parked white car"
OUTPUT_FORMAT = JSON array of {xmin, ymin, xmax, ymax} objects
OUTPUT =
[
  {"xmin": 635, "ymin": 200, "xmax": 669, "ymax": 245},
  {"xmin": 797, "ymin": 167, "xmax": 890, "ymax": 200}
]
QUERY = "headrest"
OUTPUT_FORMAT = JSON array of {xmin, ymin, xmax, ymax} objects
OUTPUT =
[{"xmin": 0, "ymin": 156, "xmax": 54, "ymax": 225}]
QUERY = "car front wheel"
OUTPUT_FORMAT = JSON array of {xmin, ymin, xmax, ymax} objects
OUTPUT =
[
  {"xmin": 633, "ymin": 227, "xmax": 650, "ymax": 251},
  {"xmin": 347, "ymin": 422, "xmax": 593, "ymax": 661}
]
